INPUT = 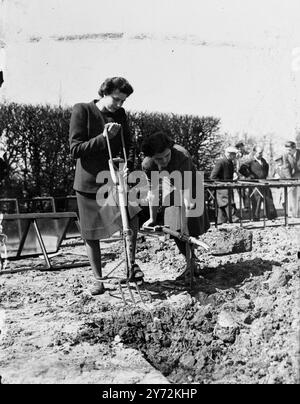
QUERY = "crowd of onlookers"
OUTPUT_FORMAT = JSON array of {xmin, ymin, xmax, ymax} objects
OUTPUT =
[{"xmin": 209, "ymin": 140, "xmax": 300, "ymax": 224}]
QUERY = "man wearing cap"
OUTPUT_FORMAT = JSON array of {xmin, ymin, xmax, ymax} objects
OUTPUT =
[
  {"xmin": 235, "ymin": 141, "xmax": 249, "ymax": 164},
  {"xmin": 282, "ymin": 140, "xmax": 300, "ymax": 217},
  {"xmin": 235, "ymin": 141, "xmax": 251, "ymax": 211},
  {"xmin": 210, "ymin": 146, "xmax": 239, "ymax": 224},
  {"xmin": 272, "ymin": 155, "xmax": 285, "ymax": 209}
]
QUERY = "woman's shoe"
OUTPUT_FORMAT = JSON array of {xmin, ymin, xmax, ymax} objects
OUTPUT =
[
  {"xmin": 176, "ymin": 258, "xmax": 203, "ymax": 281},
  {"xmin": 175, "ymin": 267, "xmax": 190, "ymax": 281},
  {"xmin": 90, "ymin": 281, "xmax": 105, "ymax": 295},
  {"xmin": 128, "ymin": 263, "xmax": 145, "ymax": 286}
]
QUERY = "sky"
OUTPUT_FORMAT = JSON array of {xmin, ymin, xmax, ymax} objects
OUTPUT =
[
  {"xmin": 1, "ymin": 0, "xmax": 300, "ymax": 143},
  {"xmin": 2, "ymin": 0, "xmax": 300, "ymax": 46}
]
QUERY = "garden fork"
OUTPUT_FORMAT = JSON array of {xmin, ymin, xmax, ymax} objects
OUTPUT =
[{"xmin": 105, "ymin": 128, "xmax": 148, "ymax": 306}]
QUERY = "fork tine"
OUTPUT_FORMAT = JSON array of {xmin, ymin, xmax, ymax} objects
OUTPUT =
[
  {"xmin": 126, "ymin": 281, "xmax": 137, "ymax": 306},
  {"xmin": 118, "ymin": 280, "xmax": 127, "ymax": 306},
  {"xmin": 134, "ymin": 283, "xmax": 145, "ymax": 304}
]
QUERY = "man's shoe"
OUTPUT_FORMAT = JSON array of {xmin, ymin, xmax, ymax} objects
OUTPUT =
[
  {"xmin": 217, "ymin": 220, "xmax": 228, "ymax": 225},
  {"xmin": 231, "ymin": 215, "xmax": 240, "ymax": 223}
]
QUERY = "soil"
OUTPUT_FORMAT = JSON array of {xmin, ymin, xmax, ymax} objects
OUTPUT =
[{"xmin": 0, "ymin": 224, "xmax": 299, "ymax": 384}]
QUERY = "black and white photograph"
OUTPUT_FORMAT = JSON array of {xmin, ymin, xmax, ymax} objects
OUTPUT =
[{"xmin": 0, "ymin": 0, "xmax": 299, "ymax": 387}]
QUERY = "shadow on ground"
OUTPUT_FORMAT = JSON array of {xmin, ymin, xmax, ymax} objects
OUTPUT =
[{"xmin": 144, "ymin": 258, "xmax": 282, "ymax": 301}]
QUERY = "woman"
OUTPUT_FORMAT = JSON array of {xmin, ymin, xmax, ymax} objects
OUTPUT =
[
  {"xmin": 141, "ymin": 131, "xmax": 210, "ymax": 280},
  {"xmin": 69, "ymin": 77, "xmax": 143, "ymax": 295}
]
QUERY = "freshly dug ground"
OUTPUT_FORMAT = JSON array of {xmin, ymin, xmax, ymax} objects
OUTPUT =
[{"xmin": 0, "ymin": 224, "xmax": 299, "ymax": 384}]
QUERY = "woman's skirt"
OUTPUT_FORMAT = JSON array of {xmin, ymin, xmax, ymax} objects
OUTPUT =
[{"xmin": 76, "ymin": 189, "xmax": 141, "ymax": 240}]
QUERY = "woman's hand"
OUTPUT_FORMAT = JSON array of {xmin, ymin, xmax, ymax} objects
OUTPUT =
[
  {"xmin": 119, "ymin": 161, "xmax": 129, "ymax": 181},
  {"xmin": 183, "ymin": 190, "xmax": 196, "ymax": 210},
  {"xmin": 184, "ymin": 200, "xmax": 196, "ymax": 210},
  {"xmin": 142, "ymin": 218, "xmax": 157, "ymax": 229},
  {"xmin": 103, "ymin": 122, "xmax": 122, "ymax": 139}
]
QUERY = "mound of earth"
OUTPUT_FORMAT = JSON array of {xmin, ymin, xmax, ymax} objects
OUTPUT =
[{"xmin": 0, "ymin": 225, "xmax": 299, "ymax": 384}]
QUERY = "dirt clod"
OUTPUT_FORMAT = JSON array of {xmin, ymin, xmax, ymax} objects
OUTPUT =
[
  {"xmin": 268, "ymin": 266, "xmax": 289, "ymax": 292},
  {"xmin": 207, "ymin": 228, "xmax": 253, "ymax": 255}
]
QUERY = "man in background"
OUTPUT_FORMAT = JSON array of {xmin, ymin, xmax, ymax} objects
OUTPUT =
[
  {"xmin": 235, "ymin": 140, "xmax": 251, "ymax": 212},
  {"xmin": 239, "ymin": 146, "xmax": 277, "ymax": 221},
  {"xmin": 210, "ymin": 146, "xmax": 239, "ymax": 224},
  {"xmin": 282, "ymin": 140, "xmax": 300, "ymax": 217},
  {"xmin": 235, "ymin": 141, "xmax": 249, "ymax": 164},
  {"xmin": 273, "ymin": 155, "xmax": 284, "ymax": 179}
]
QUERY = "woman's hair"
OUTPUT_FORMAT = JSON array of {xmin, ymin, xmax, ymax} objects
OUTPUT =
[
  {"xmin": 98, "ymin": 77, "xmax": 134, "ymax": 97},
  {"xmin": 141, "ymin": 131, "xmax": 175, "ymax": 157}
]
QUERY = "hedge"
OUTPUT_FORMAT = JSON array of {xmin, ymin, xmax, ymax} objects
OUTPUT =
[{"xmin": 0, "ymin": 103, "xmax": 223, "ymax": 198}]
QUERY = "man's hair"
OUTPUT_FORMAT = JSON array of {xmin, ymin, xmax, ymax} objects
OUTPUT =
[
  {"xmin": 141, "ymin": 132, "xmax": 175, "ymax": 157},
  {"xmin": 252, "ymin": 145, "xmax": 263, "ymax": 153},
  {"xmin": 224, "ymin": 146, "xmax": 238, "ymax": 154},
  {"xmin": 98, "ymin": 77, "xmax": 134, "ymax": 97},
  {"xmin": 284, "ymin": 140, "xmax": 296, "ymax": 148}
]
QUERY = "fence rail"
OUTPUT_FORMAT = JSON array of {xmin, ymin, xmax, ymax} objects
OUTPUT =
[
  {"xmin": 1, "ymin": 179, "xmax": 300, "ymax": 230},
  {"xmin": 204, "ymin": 179, "xmax": 300, "ymax": 228}
]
